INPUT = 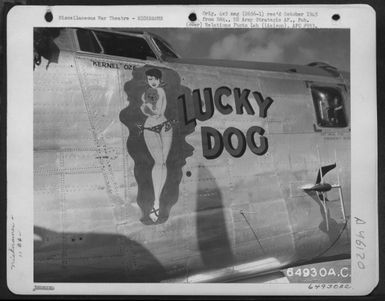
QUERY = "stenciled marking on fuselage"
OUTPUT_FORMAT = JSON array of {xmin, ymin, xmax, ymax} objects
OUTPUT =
[
  {"xmin": 91, "ymin": 59, "xmax": 137, "ymax": 70},
  {"xmin": 178, "ymin": 86, "xmax": 274, "ymax": 159}
]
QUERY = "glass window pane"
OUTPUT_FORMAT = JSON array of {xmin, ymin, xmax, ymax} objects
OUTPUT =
[
  {"xmin": 311, "ymin": 86, "xmax": 347, "ymax": 128},
  {"xmin": 93, "ymin": 31, "xmax": 156, "ymax": 60}
]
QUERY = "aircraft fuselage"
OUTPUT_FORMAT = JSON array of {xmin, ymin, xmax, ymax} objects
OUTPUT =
[{"xmin": 33, "ymin": 28, "xmax": 350, "ymax": 282}]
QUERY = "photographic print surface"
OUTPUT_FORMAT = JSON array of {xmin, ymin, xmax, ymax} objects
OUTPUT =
[{"xmin": 33, "ymin": 27, "xmax": 351, "ymax": 284}]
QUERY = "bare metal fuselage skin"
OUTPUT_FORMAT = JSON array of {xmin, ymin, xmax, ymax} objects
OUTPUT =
[{"xmin": 34, "ymin": 29, "xmax": 350, "ymax": 282}]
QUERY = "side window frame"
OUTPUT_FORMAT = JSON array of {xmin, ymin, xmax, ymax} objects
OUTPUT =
[
  {"xmin": 306, "ymin": 81, "xmax": 350, "ymax": 132},
  {"xmin": 150, "ymin": 36, "xmax": 179, "ymax": 59},
  {"xmin": 90, "ymin": 31, "xmax": 104, "ymax": 54}
]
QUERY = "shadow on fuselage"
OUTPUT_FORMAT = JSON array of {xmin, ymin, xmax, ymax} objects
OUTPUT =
[
  {"xmin": 34, "ymin": 226, "xmax": 167, "ymax": 282},
  {"xmin": 34, "ymin": 166, "xmax": 236, "ymax": 282},
  {"xmin": 196, "ymin": 165, "xmax": 235, "ymax": 270}
]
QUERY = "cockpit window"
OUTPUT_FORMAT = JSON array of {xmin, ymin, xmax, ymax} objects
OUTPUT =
[
  {"xmin": 311, "ymin": 86, "xmax": 347, "ymax": 128},
  {"xmin": 93, "ymin": 31, "xmax": 156, "ymax": 60},
  {"xmin": 77, "ymin": 29, "xmax": 102, "ymax": 53},
  {"xmin": 77, "ymin": 29, "xmax": 156, "ymax": 60},
  {"xmin": 153, "ymin": 37, "xmax": 178, "ymax": 58}
]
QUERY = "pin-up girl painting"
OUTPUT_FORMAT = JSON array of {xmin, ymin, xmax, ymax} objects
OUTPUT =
[
  {"xmin": 120, "ymin": 67, "xmax": 195, "ymax": 225},
  {"xmin": 140, "ymin": 69, "xmax": 173, "ymax": 222}
]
